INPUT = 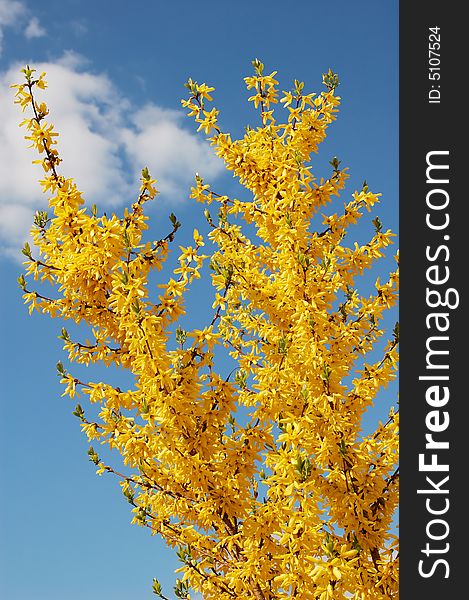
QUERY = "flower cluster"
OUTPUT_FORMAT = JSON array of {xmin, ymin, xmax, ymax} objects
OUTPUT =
[{"xmin": 14, "ymin": 62, "xmax": 398, "ymax": 599}]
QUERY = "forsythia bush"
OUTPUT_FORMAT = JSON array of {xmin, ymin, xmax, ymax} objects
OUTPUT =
[{"xmin": 13, "ymin": 61, "xmax": 399, "ymax": 599}]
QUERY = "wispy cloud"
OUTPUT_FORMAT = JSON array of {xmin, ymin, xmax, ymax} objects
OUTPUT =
[
  {"xmin": 0, "ymin": 52, "xmax": 224, "ymax": 259},
  {"xmin": 0, "ymin": 0, "xmax": 25, "ymax": 55},
  {"xmin": 0, "ymin": 0, "xmax": 46, "ymax": 54},
  {"xmin": 70, "ymin": 18, "xmax": 88, "ymax": 37},
  {"xmin": 24, "ymin": 16, "xmax": 46, "ymax": 39}
]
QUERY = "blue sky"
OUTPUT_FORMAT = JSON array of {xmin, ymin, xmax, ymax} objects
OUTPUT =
[{"xmin": 0, "ymin": 1, "xmax": 398, "ymax": 599}]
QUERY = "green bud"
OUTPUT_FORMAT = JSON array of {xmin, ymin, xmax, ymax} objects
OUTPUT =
[
  {"xmin": 234, "ymin": 369, "xmax": 247, "ymax": 389},
  {"xmin": 223, "ymin": 264, "xmax": 233, "ymax": 286},
  {"xmin": 59, "ymin": 327, "xmax": 70, "ymax": 342},
  {"xmin": 297, "ymin": 253, "xmax": 310, "ymax": 268},
  {"xmin": 322, "ymin": 363, "xmax": 331, "ymax": 382},
  {"xmin": 321, "ymin": 257, "xmax": 331, "ymax": 272},
  {"xmin": 56, "ymin": 361, "xmax": 66, "ymax": 376},
  {"xmin": 175, "ymin": 326, "xmax": 187, "ymax": 347},
  {"xmin": 217, "ymin": 208, "xmax": 227, "ymax": 225},
  {"xmin": 174, "ymin": 578, "xmax": 189, "ymax": 599},
  {"xmin": 33, "ymin": 210, "xmax": 49, "ymax": 229},
  {"xmin": 176, "ymin": 544, "xmax": 192, "ymax": 563},
  {"xmin": 123, "ymin": 485, "xmax": 135, "ymax": 504},
  {"xmin": 17, "ymin": 274, "xmax": 26, "ymax": 291},
  {"xmin": 372, "ymin": 216, "xmax": 383, "ymax": 233},
  {"xmin": 295, "ymin": 454, "xmax": 312, "ymax": 482},
  {"xmin": 252, "ymin": 58, "xmax": 264, "ymax": 75},
  {"xmin": 135, "ymin": 506, "xmax": 148, "ymax": 525},
  {"xmin": 294, "ymin": 79, "xmax": 304, "ymax": 95},
  {"xmin": 277, "ymin": 335, "xmax": 288, "ymax": 356},
  {"xmin": 122, "ymin": 230, "xmax": 131, "ymax": 249},
  {"xmin": 338, "ymin": 439, "xmax": 347, "ymax": 457},
  {"xmin": 169, "ymin": 213, "xmax": 181, "ymax": 230},
  {"xmin": 203, "ymin": 209, "xmax": 213, "ymax": 224},
  {"xmin": 323, "ymin": 531, "xmax": 336, "ymax": 557},
  {"xmin": 322, "ymin": 68, "xmax": 340, "ymax": 91},
  {"xmin": 87, "ymin": 446, "xmax": 99, "ymax": 465},
  {"xmin": 21, "ymin": 242, "xmax": 32, "ymax": 260},
  {"xmin": 22, "ymin": 65, "xmax": 36, "ymax": 83},
  {"xmin": 152, "ymin": 578, "xmax": 162, "ymax": 596},
  {"xmin": 72, "ymin": 403, "xmax": 85, "ymax": 420},
  {"xmin": 294, "ymin": 150, "xmax": 302, "ymax": 168},
  {"xmin": 184, "ymin": 78, "xmax": 196, "ymax": 93}
]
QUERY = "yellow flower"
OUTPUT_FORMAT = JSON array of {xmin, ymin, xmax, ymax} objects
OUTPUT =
[{"xmin": 15, "ymin": 62, "xmax": 399, "ymax": 599}]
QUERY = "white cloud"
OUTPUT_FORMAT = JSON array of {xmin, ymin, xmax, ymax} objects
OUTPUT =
[
  {"xmin": 24, "ymin": 16, "xmax": 46, "ymax": 39},
  {"xmin": 0, "ymin": 52, "xmax": 224, "ymax": 260},
  {"xmin": 0, "ymin": 0, "xmax": 26, "ymax": 54},
  {"xmin": 121, "ymin": 104, "xmax": 224, "ymax": 198},
  {"xmin": 0, "ymin": 0, "xmax": 25, "ymax": 25},
  {"xmin": 0, "ymin": 0, "xmax": 46, "ymax": 53}
]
